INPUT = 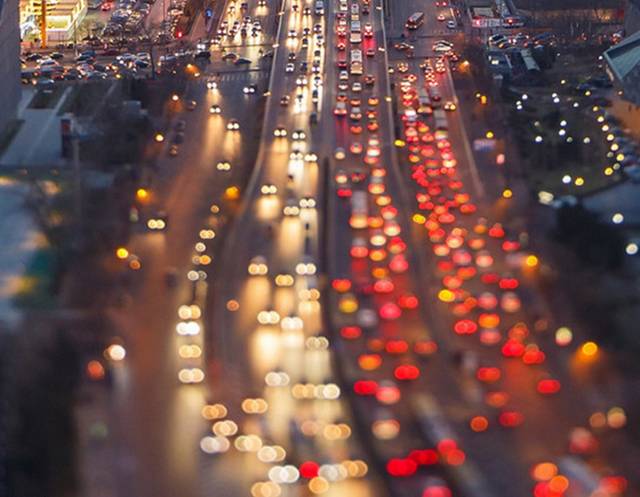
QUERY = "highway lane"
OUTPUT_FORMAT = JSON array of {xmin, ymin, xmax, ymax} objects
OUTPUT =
[
  {"xmin": 317, "ymin": 2, "xmax": 638, "ymax": 497},
  {"xmin": 202, "ymin": 1, "xmax": 380, "ymax": 496},
  {"xmin": 105, "ymin": 72, "xmax": 265, "ymax": 497},
  {"xmin": 320, "ymin": 2, "xmax": 474, "ymax": 497},
  {"xmin": 382, "ymin": 5, "xmax": 638, "ymax": 497},
  {"xmin": 95, "ymin": 0, "xmax": 280, "ymax": 496}
]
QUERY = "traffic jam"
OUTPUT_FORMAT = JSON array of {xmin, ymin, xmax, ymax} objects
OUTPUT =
[
  {"xmin": 327, "ymin": 0, "xmax": 464, "ymax": 496},
  {"xmin": 193, "ymin": 0, "xmax": 381, "ymax": 495},
  {"xmin": 329, "ymin": 0, "xmax": 631, "ymax": 496}
]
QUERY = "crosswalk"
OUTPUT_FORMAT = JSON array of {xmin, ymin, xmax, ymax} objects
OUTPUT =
[{"xmin": 209, "ymin": 70, "xmax": 269, "ymax": 83}]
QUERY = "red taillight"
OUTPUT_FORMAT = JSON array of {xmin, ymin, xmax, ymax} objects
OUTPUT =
[{"xmin": 354, "ymin": 380, "xmax": 378, "ymax": 395}]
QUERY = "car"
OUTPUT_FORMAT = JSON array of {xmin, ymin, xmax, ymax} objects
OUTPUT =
[
  {"xmin": 207, "ymin": 79, "xmax": 218, "ymax": 90},
  {"xmin": 168, "ymin": 144, "xmax": 179, "ymax": 156},
  {"xmin": 235, "ymin": 57, "xmax": 251, "ymax": 65},
  {"xmin": 227, "ymin": 119, "xmax": 240, "ymax": 130},
  {"xmin": 446, "ymin": 20, "xmax": 456, "ymax": 29},
  {"xmin": 186, "ymin": 100, "xmax": 197, "ymax": 110},
  {"xmin": 209, "ymin": 104, "xmax": 221, "ymax": 114},
  {"xmin": 444, "ymin": 101, "xmax": 457, "ymax": 111},
  {"xmin": 243, "ymin": 84, "xmax": 257, "ymax": 94},
  {"xmin": 352, "ymin": 82, "xmax": 362, "ymax": 92},
  {"xmin": 299, "ymin": 196, "xmax": 316, "ymax": 209},
  {"xmin": 422, "ymin": 478, "xmax": 452, "ymax": 497},
  {"xmin": 286, "ymin": 63, "xmax": 294, "ymax": 73},
  {"xmin": 434, "ymin": 39, "xmax": 453, "ymax": 47},
  {"xmin": 366, "ymin": 48, "xmax": 376, "ymax": 57},
  {"xmin": 335, "ymin": 102, "xmax": 348, "ymax": 116},
  {"xmin": 172, "ymin": 132, "xmax": 185, "ymax": 144},
  {"xmin": 437, "ymin": 14, "xmax": 445, "ymax": 21},
  {"xmin": 274, "ymin": 126, "xmax": 288, "ymax": 137},
  {"xmin": 350, "ymin": 142, "xmax": 363, "ymax": 154},
  {"xmin": 434, "ymin": 43, "xmax": 453, "ymax": 52},
  {"xmin": 288, "ymin": 29, "xmax": 297, "ymax": 38},
  {"xmin": 222, "ymin": 52, "xmax": 239, "ymax": 60},
  {"xmin": 283, "ymin": 198, "xmax": 301, "ymax": 216},
  {"xmin": 295, "ymin": 76, "xmax": 308, "ymax": 86},
  {"xmin": 364, "ymin": 74, "xmax": 375, "ymax": 86},
  {"xmin": 280, "ymin": 95, "xmax": 290, "ymax": 106},
  {"xmin": 292, "ymin": 129, "xmax": 306, "ymax": 141},
  {"xmin": 248, "ymin": 256, "xmax": 269, "ymax": 276},
  {"xmin": 339, "ymin": 70, "xmax": 349, "ymax": 81},
  {"xmin": 394, "ymin": 42, "xmax": 414, "ymax": 51},
  {"xmin": 260, "ymin": 184, "xmax": 278, "ymax": 195}
]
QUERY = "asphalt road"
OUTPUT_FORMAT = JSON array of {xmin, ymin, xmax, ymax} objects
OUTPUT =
[
  {"xmin": 90, "ymin": 0, "xmax": 639, "ymax": 495},
  {"xmin": 97, "ymin": 2, "xmax": 277, "ymax": 497}
]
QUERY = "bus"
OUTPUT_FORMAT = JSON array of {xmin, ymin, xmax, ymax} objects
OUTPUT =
[
  {"xmin": 350, "ymin": 49, "xmax": 363, "ymax": 75},
  {"xmin": 406, "ymin": 12, "xmax": 424, "ymax": 30}
]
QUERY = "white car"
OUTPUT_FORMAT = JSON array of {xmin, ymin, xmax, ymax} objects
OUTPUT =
[
  {"xmin": 286, "ymin": 63, "xmax": 295, "ymax": 72},
  {"xmin": 339, "ymin": 70, "xmax": 349, "ymax": 81},
  {"xmin": 352, "ymin": 82, "xmax": 362, "ymax": 92},
  {"xmin": 446, "ymin": 20, "xmax": 456, "ymax": 29},
  {"xmin": 433, "ymin": 43, "xmax": 453, "ymax": 53}
]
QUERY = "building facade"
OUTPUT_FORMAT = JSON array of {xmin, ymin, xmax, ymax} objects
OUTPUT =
[
  {"xmin": 0, "ymin": 0, "xmax": 21, "ymax": 134},
  {"xmin": 20, "ymin": 0, "xmax": 87, "ymax": 43},
  {"xmin": 512, "ymin": 0, "xmax": 625, "ymax": 26}
]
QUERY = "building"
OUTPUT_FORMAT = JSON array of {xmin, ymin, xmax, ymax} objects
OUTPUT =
[
  {"xmin": 20, "ymin": 0, "xmax": 87, "ymax": 43},
  {"xmin": 604, "ymin": 30, "xmax": 640, "ymax": 104},
  {"xmin": 512, "ymin": 0, "xmax": 624, "ymax": 26},
  {"xmin": 626, "ymin": 0, "xmax": 640, "ymax": 33},
  {"xmin": 0, "ymin": 0, "xmax": 21, "ymax": 134}
]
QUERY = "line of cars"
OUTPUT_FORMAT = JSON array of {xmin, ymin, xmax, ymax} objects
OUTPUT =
[
  {"xmin": 327, "ymin": 2, "xmax": 459, "ymax": 497},
  {"xmin": 21, "ymin": 49, "xmax": 153, "ymax": 85}
]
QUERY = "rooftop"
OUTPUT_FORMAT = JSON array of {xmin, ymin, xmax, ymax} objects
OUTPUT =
[{"xmin": 604, "ymin": 30, "xmax": 640, "ymax": 79}]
